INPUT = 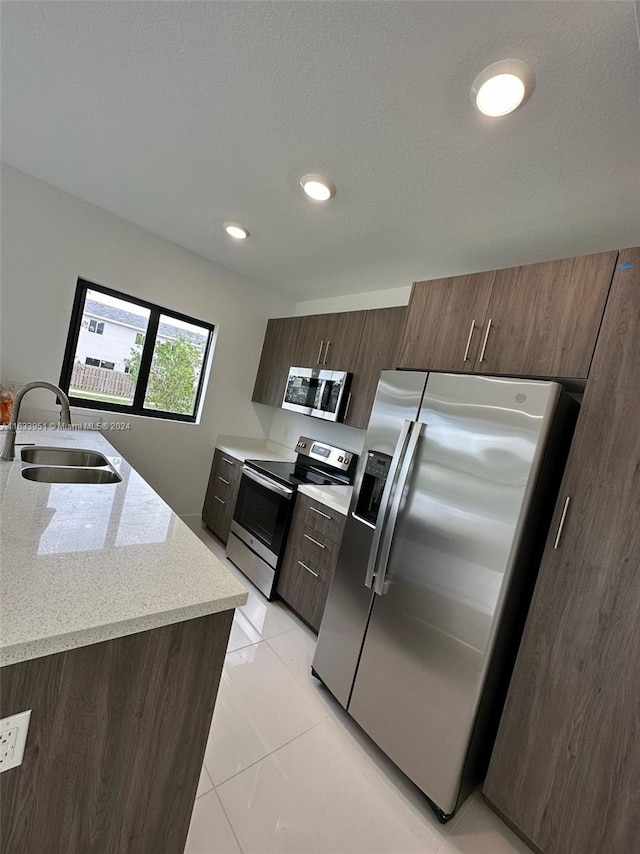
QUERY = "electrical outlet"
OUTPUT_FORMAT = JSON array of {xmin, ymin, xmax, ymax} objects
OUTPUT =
[{"xmin": 0, "ymin": 710, "xmax": 31, "ymax": 772}]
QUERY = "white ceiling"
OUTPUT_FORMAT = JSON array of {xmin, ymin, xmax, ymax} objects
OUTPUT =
[{"xmin": 2, "ymin": 1, "xmax": 639, "ymax": 301}]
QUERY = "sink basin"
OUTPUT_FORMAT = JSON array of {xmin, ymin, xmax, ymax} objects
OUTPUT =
[
  {"xmin": 21, "ymin": 466, "xmax": 121, "ymax": 484},
  {"xmin": 21, "ymin": 446, "xmax": 110, "ymax": 467}
]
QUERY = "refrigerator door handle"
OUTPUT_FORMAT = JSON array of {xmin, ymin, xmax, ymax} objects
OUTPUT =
[
  {"xmin": 374, "ymin": 420, "xmax": 424, "ymax": 596},
  {"xmin": 364, "ymin": 418, "xmax": 413, "ymax": 589}
]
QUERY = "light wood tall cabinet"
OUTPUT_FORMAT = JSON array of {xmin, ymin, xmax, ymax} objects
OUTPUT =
[
  {"xmin": 397, "ymin": 251, "xmax": 617, "ymax": 378},
  {"xmin": 483, "ymin": 247, "xmax": 640, "ymax": 854}
]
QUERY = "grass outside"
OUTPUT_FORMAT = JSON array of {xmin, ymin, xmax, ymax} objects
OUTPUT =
[{"xmin": 71, "ymin": 388, "xmax": 133, "ymax": 405}]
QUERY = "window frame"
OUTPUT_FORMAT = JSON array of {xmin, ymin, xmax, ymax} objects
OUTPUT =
[{"xmin": 60, "ymin": 278, "xmax": 215, "ymax": 423}]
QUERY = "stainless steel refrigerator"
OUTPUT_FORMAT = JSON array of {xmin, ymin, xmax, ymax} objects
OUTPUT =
[{"xmin": 312, "ymin": 371, "xmax": 576, "ymax": 821}]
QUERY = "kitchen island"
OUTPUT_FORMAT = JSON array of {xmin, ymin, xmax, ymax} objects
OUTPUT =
[{"xmin": 0, "ymin": 428, "xmax": 247, "ymax": 854}]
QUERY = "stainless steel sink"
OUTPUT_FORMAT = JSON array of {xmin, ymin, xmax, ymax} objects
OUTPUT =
[
  {"xmin": 21, "ymin": 466, "xmax": 122, "ymax": 484},
  {"xmin": 21, "ymin": 446, "xmax": 109, "ymax": 467}
]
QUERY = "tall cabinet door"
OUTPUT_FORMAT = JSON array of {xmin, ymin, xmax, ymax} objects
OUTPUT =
[
  {"xmin": 475, "ymin": 251, "xmax": 617, "ymax": 378},
  {"xmin": 396, "ymin": 272, "xmax": 494, "ymax": 371},
  {"xmin": 483, "ymin": 249, "xmax": 640, "ymax": 854},
  {"xmin": 252, "ymin": 316, "xmax": 305, "ymax": 407},
  {"xmin": 344, "ymin": 306, "xmax": 406, "ymax": 429}
]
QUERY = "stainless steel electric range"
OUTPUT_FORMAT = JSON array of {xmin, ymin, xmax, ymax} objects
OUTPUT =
[{"xmin": 226, "ymin": 436, "xmax": 357, "ymax": 599}]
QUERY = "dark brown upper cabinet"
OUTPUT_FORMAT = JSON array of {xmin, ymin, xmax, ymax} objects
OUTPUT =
[
  {"xmin": 251, "ymin": 316, "xmax": 305, "ymax": 407},
  {"xmin": 397, "ymin": 251, "xmax": 618, "ymax": 379},
  {"xmin": 477, "ymin": 251, "xmax": 617, "ymax": 378},
  {"xmin": 343, "ymin": 306, "xmax": 407, "ymax": 429},
  {"xmin": 295, "ymin": 311, "xmax": 366, "ymax": 371},
  {"xmin": 483, "ymin": 248, "xmax": 640, "ymax": 854},
  {"xmin": 396, "ymin": 271, "xmax": 495, "ymax": 371}
]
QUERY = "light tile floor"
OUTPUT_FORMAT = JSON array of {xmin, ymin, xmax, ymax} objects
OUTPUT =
[{"xmin": 184, "ymin": 520, "xmax": 534, "ymax": 854}]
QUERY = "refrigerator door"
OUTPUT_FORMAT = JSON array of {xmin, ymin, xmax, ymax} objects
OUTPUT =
[
  {"xmin": 347, "ymin": 373, "xmax": 561, "ymax": 814},
  {"xmin": 312, "ymin": 371, "xmax": 428, "ymax": 707}
]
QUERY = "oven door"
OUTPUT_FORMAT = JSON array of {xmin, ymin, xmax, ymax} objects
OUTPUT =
[{"xmin": 231, "ymin": 467, "xmax": 294, "ymax": 566}]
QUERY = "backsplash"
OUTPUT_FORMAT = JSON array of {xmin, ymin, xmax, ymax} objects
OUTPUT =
[{"xmin": 267, "ymin": 407, "xmax": 365, "ymax": 456}]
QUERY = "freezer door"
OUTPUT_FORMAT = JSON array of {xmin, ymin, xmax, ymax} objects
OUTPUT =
[
  {"xmin": 347, "ymin": 373, "xmax": 561, "ymax": 814},
  {"xmin": 312, "ymin": 371, "xmax": 427, "ymax": 707}
]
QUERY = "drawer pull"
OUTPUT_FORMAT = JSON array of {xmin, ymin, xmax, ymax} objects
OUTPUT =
[
  {"xmin": 310, "ymin": 506, "xmax": 332, "ymax": 520},
  {"xmin": 343, "ymin": 392, "xmax": 352, "ymax": 421},
  {"xmin": 222, "ymin": 457, "xmax": 236, "ymax": 466},
  {"xmin": 463, "ymin": 320, "xmax": 476, "ymax": 362},
  {"xmin": 478, "ymin": 318, "xmax": 493, "ymax": 362},
  {"xmin": 298, "ymin": 561, "xmax": 319, "ymax": 578},
  {"xmin": 323, "ymin": 340, "xmax": 331, "ymax": 364},
  {"xmin": 553, "ymin": 496, "xmax": 571, "ymax": 549},
  {"xmin": 214, "ymin": 496, "xmax": 227, "ymax": 505},
  {"xmin": 317, "ymin": 341, "xmax": 325, "ymax": 365},
  {"xmin": 304, "ymin": 533, "xmax": 326, "ymax": 549},
  {"xmin": 218, "ymin": 476, "xmax": 231, "ymax": 485}
]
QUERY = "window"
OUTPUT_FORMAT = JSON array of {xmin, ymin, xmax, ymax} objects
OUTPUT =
[{"xmin": 60, "ymin": 279, "xmax": 215, "ymax": 422}]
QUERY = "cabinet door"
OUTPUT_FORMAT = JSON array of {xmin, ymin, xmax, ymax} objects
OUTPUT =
[
  {"xmin": 277, "ymin": 546, "xmax": 333, "ymax": 632},
  {"xmin": 483, "ymin": 249, "xmax": 640, "ymax": 854},
  {"xmin": 476, "ymin": 251, "xmax": 617, "ymax": 377},
  {"xmin": 252, "ymin": 316, "xmax": 306, "ymax": 407},
  {"xmin": 344, "ymin": 307, "xmax": 407, "ymax": 429},
  {"xmin": 396, "ymin": 272, "xmax": 494, "ymax": 371},
  {"xmin": 296, "ymin": 312, "xmax": 366, "ymax": 371}
]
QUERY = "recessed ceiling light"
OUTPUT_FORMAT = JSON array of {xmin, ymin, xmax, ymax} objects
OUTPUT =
[
  {"xmin": 471, "ymin": 60, "xmax": 534, "ymax": 117},
  {"xmin": 300, "ymin": 174, "xmax": 336, "ymax": 202},
  {"xmin": 224, "ymin": 222, "xmax": 249, "ymax": 240}
]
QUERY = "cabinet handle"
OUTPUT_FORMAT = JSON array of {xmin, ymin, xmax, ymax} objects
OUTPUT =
[
  {"xmin": 316, "ymin": 340, "xmax": 325, "ymax": 365},
  {"xmin": 222, "ymin": 457, "xmax": 236, "ymax": 466},
  {"xmin": 553, "ymin": 496, "xmax": 571, "ymax": 549},
  {"xmin": 463, "ymin": 320, "xmax": 476, "ymax": 362},
  {"xmin": 304, "ymin": 533, "xmax": 326, "ymax": 549},
  {"xmin": 344, "ymin": 392, "xmax": 352, "ymax": 421},
  {"xmin": 218, "ymin": 476, "xmax": 231, "ymax": 485},
  {"xmin": 214, "ymin": 496, "xmax": 227, "ymax": 505},
  {"xmin": 478, "ymin": 318, "xmax": 493, "ymax": 362},
  {"xmin": 298, "ymin": 560, "xmax": 319, "ymax": 578},
  {"xmin": 323, "ymin": 340, "xmax": 331, "ymax": 364},
  {"xmin": 310, "ymin": 506, "xmax": 332, "ymax": 520}
]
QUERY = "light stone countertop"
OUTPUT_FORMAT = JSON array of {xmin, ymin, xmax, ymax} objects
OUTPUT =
[
  {"xmin": 297, "ymin": 483, "xmax": 353, "ymax": 516},
  {"xmin": 214, "ymin": 435, "xmax": 297, "ymax": 463},
  {"xmin": 0, "ymin": 428, "xmax": 248, "ymax": 667}
]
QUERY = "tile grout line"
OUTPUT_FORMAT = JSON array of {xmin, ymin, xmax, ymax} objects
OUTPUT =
[
  {"xmin": 211, "ymin": 716, "xmax": 330, "ymax": 791},
  {"xmin": 213, "ymin": 787, "xmax": 245, "ymax": 854}
]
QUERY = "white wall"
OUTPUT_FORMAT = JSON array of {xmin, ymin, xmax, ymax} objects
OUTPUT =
[
  {"xmin": 294, "ymin": 285, "xmax": 410, "ymax": 316},
  {"xmin": 0, "ymin": 164, "xmax": 295, "ymax": 514}
]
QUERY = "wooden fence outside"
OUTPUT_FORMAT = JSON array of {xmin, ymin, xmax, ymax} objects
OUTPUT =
[{"xmin": 71, "ymin": 362, "xmax": 135, "ymax": 397}]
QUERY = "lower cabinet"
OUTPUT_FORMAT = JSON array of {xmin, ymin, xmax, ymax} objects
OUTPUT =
[
  {"xmin": 277, "ymin": 492, "xmax": 347, "ymax": 632},
  {"xmin": 202, "ymin": 448, "xmax": 242, "ymax": 542}
]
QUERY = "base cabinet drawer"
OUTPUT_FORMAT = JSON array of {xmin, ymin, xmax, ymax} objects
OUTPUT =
[
  {"xmin": 202, "ymin": 449, "xmax": 242, "ymax": 543},
  {"xmin": 294, "ymin": 492, "xmax": 347, "ymax": 543},
  {"xmin": 276, "ymin": 548, "xmax": 333, "ymax": 632}
]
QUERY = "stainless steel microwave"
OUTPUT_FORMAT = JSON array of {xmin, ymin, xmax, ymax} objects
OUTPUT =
[{"xmin": 282, "ymin": 367, "xmax": 351, "ymax": 421}]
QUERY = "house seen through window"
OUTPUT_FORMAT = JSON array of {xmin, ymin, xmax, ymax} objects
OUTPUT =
[{"xmin": 60, "ymin": 279, "xmax": 215, "ymax": 421}]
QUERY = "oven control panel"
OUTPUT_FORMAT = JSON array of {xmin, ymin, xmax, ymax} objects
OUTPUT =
[{"xmin": 296, "ymin": 436, "xmax": 354, "ymax": 473}]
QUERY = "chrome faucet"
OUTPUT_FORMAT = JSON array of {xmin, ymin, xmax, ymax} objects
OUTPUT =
[{"xmin": 0, "ymin": 382, "xmax": 72, "ymax": 461}]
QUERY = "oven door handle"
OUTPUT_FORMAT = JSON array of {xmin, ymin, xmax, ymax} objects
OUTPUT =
[{"xmin": 241, "ymin": 466, "xmax": 294, "ymax": 498}]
